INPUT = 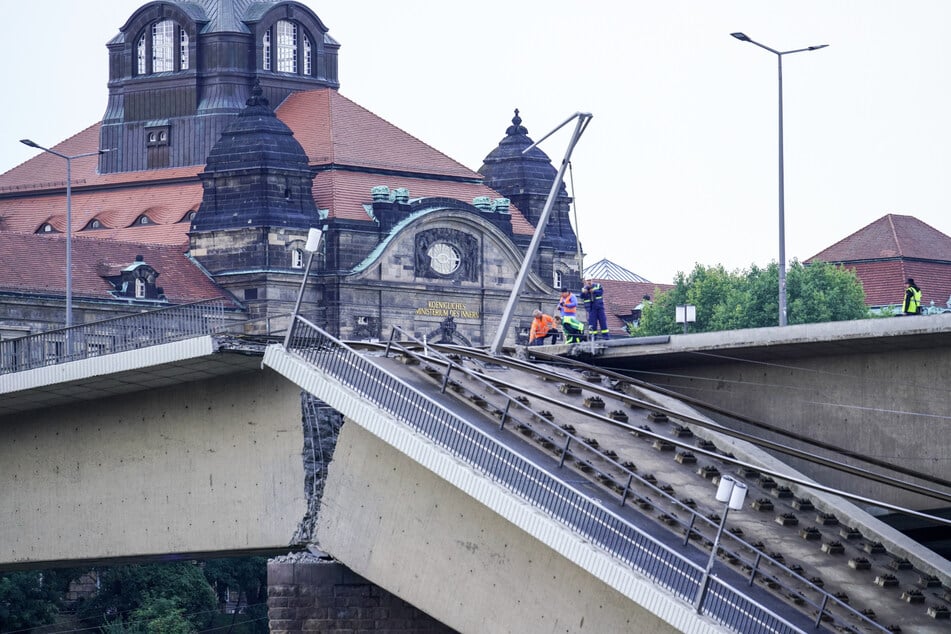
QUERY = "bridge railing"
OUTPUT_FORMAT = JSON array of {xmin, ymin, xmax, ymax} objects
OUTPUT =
[
  {"xmin": 415, "ymin": 339, "xmax": 894, "ymax": 634},
  {"xmin": 0, "ymin": 299, "xmax": 232, "ymax": 374},
  {"xmin": 286, "ymin": 317, "xmax": 807, "ymax": 634}
]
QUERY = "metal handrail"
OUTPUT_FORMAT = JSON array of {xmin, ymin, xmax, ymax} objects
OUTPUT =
[
  {"xmin": 418, "ymin": 341, "xmax": 892, "ymax": 632},
  {"xmin": 286, "ymin": 316, "xmax": 806, "ymax": 634},
  {"xmin": 0, "ymin": 299, "xmax": 232, "ymax": 374}
]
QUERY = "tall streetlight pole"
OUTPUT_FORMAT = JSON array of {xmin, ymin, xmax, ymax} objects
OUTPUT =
[
  {"xmin": 489, "ymin": 112, "xmax": 592, "ymax": 355},
  {"xmin": 19, "ymin": 140, "xmax": 108, "ymax": 333},
  {"xmin": 731, "ymin": 32, "xmax": 827, "ymax": 327}
]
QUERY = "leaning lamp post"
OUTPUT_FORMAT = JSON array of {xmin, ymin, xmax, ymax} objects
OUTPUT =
[
  {"xmin": 19, "ymin": 139, "xmax": 110, "ymax": 334},
  {"xmin": 694, "ymin": 475, "xmax": 747, "ymax": 612},
  {"xmin": 285, "ymin": 227, "xmax": 324, "ymax": 348},
  {"xmin": 730, "ymin": 32, "xmax": 827, "ymax": 327}
]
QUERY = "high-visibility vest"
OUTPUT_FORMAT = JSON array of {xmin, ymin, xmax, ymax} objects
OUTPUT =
[
  {"xmin": 561, "ymin": 315, "xmax": 585, "ymax": 337},
  {"xmin": 530, "ymin": 314, "xmax": 555, "ymax": 341},
  {"xmin": 904, "ymin": 286, "xmax": 922, "ymax": 313},
  {"xmin": 558, "ymin": 292, "xmax": 577, "ymax": 316},
  {"xmin": 581, "ymin": 283, "xmax": 604, "ymax": 309}
]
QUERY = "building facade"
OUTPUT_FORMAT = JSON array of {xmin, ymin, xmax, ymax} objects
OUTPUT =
[{"xmin": 0, "ymin": 0, "xmax": 582, "ymax": 348}]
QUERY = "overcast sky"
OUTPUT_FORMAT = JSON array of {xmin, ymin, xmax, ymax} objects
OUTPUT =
[{"xmin": 3, "ymin": 1, "xmax": 950, "ymax": 283}]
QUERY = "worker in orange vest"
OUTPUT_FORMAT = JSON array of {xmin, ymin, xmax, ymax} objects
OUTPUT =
[
  {"xmin": 529, "ymin": 310, "xmax": 558, "ymax": 346},
  {"xmin": 557, "ymin": 287, "xmax": 577, "ymax": 317}
]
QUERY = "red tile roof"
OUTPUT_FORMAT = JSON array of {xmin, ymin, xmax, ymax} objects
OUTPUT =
[
  {"xmin": 278, "ymin": 89, "xmax": 480, "ymax": 178},
  {"xmin": 0, "ymin": 88, "xmax": 534, "ymax": 246},
  {"xmin": 582, "ymin": 279, "xmax": 674, "ymax": 335},
  {"xmin": 809, "ymin": 214, "xmax": 951, "ymax": 262},
  {"xmin": 807, "ymin": 214, "xmax": 951, "ymax": 308},
  {"xmin": 0, "ymin": 232, "xmax": 231, "ymax": 304}
]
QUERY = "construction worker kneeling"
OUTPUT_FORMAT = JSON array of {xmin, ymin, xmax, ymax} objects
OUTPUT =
[{"xmin": 554, "ymin": 314, "xmax": 586, "ymax": 344}]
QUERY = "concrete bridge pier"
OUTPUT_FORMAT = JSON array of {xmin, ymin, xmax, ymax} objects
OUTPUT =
[{"xmin": 268, "ymin": 556, "xmax": 455, "ymax": 633}]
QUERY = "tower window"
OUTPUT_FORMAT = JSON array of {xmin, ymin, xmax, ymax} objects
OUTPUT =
[
  {"xmin": 180, "ymin": 29, "xmax": 189, "ymax": 70},
  {"xmin": 303, "ymin": 35, "xmax": 312, "ymax": 76},
  {"xmin": 277, "ymin": 21, "xmax": 297, "ymax": 72},
  {"xmin": 152, "ymin": 20, "xmax": 175, "ymax": 72},
  {"xmin": 136, "ymin": 20, "xmax": 190, "ymax": 75},
  {"xmin": 145, "ymin": 125, "xmax": 170, "ymax": 147},
  {"xmin": 262, "ymin": 20, "xmax": 313, "ymax": 75},
  {"xmin": 291, "ymin": 248, "xmax": 304, "ymax": 269}
]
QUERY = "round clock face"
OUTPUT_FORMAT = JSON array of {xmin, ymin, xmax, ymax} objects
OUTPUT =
[{"xmin": 428, "ymin": 242, "xmax": 461, "ymax": 275}]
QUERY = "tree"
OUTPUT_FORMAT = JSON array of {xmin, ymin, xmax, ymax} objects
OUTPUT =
[
  {"xmin": 202, "ymin": 557, "xmax": 269, "ymax": 633},
  {"xmin": 75, "ymin": 562, "xmax": 217, "ymax": 632},
  {"xmin": 631, "ymin": 260, "xmax": 868, "ymax": 336},
  {"xmin": 0, "ymin": 571, "xmax": 62, "ymax": 630}
]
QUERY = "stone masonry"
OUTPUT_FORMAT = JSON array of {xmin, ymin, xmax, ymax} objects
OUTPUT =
[{"xmin": 268, "ymin": 557, "xmax": 457, "ymax": 633}]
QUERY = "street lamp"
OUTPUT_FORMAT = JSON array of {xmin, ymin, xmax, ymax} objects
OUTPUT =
[
  {"xmin": 731, "ymin": 32, "xmax": 828, "ymax": 327},
  {"xmin": 19, "ymin": 139, "xmax": 110, "ymax": 333},
  {"xmin": 285, "ymin": 227, "xmax": 324, "ymax": 348},
  {"xmin": 695, "ymin": 475, "xmax": 748, "ymax": 612},
  {"xmin": 490, "ymin": 112, "xmax": 593, "ymax": 355}
]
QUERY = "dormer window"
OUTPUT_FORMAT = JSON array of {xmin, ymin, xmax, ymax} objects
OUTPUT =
[
  {"xmin": 136, "ymin": 20, "xmax": 190, "ymax": 75},
  {"xmin": 262, "ymin": 20, "xmax": 313, "ymax": 76},
  {"xmin": 179, "ymin": 210, "xmax": 197, "ymax": 223},
  {"xmin": 84, "ymin": 219, "xmax": 104, "ymax": 230},
  {"xmin": 37, "ymin": 223, "xmax": 57, "ymax": 234},
  {"xmin": 135, "ymin": 215, "xmax": 152, "ymax": 226},
  {"xmin": 107, "ymin": 255, "xmax": 164, "ymax": 301},
  {"xmin": 145, "ymin": 124, "xmax": 170, "ymax": 147}
]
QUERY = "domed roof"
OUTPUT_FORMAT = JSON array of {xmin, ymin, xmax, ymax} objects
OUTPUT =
[
  {"xmin": 479, "ymin": 109, "xmax": 566, "ymax": 199},
  {"xmin": 202, "ymin": 83, "xmax": 312, "ymax": 174},
  {"xmin": 192, "ymin": 82, "xmax": 321, "ymax": 232}
]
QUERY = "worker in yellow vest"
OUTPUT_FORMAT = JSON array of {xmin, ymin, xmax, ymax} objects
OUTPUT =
[{"xmin": 903, "ymin": 278, "xmax": 922, "ymax": 315}]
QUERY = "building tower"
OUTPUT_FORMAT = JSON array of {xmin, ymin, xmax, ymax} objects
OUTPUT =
[
  {"xmin": 99, "ymin": 0, "xmax": 339, "ymax": 173},
  {"xmin": 479, "ymin": 110, "xmax": 582, "ymax": 288}
]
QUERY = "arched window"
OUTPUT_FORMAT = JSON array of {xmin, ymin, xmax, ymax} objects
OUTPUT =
[
  {"xmin": 136, "ymin": 20, "xmax": 190, "ymax": 75},
  {"xmin": 303, "ymin": 35, "xmax": 312, "ymax": 76},
  {"xmin": 262, "ymin": 20, "xmax": 312, "ymax": 75},
  {"xmin": 152, "ymin": 20, "xmax": 175, "ymax": 72},
  {"xmin": 276, "ymin": 20, "xmax": 297, "ymax": 72},
  {"xmin": 180, "ymin": 29, "xmax": 189, "ymax": 70}
]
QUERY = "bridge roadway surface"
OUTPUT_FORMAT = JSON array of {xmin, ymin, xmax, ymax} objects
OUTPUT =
[
  {"xmin": 357, "ymin": 350, "xmax": 830, "ymax": 632},
  {"xmin": 334, "ymin": 344, "xmax": 951, "ymax": 633},
  {"xmin": 2, "ymin": 320, "xmax": 951, "ymax": 632}
]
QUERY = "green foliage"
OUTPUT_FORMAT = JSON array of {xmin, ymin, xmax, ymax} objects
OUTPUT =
[
  {"xmin": 75, "ymin": 562, "xmax": 217, "ymax": 632},
  {"xmin": 630, "ymin": 260, "xmax": 868, "ymax": 336},
  {"xmin": 0, "ymin": 571, "xmax": 62, "ymax": 630},
  {"xmin": 202, "ymin": 557, "xmax": 269, "ymax": 634}
]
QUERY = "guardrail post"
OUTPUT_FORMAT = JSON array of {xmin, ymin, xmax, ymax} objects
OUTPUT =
[
  {"xmin": 558, "ymin": 437, "xmax": 571, "ymax": 468},
  {"xmin": 440, "ymin": 365, "xmax": 453, "ymax": 393},
  {"xmin": 683, "ymin": 513, "xmax": 697, "ymax": 546},
  {"xmin": 815, "ymin": 594, "xmax": 829, "ymax": 629},
  {"xmin": 620, "ymin": 473, "xmax": 633, "ymax": 507},
  {"xmin": 498, "ymin": 400, "xmax": 512, "ymax": 430}
]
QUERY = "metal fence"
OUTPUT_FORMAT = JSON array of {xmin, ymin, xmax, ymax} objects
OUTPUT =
[
  {"xmin": 394, "ymin": 333, "xmax": 889, "ymax": 634},
  {"xmin": 286, "ymin": 316, "xmax": 807, "ymax": 634},
  {"xmin": 0, "ymin": 300, "xmax": 230, "ymax": 374}
]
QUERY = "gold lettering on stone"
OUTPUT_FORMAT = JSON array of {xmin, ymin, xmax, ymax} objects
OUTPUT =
[{"xmin": 415, "ymin": 300, "xmax": 480, "ymax": 319}]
